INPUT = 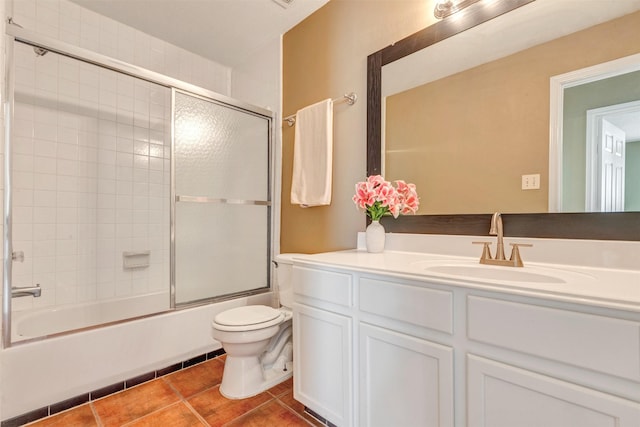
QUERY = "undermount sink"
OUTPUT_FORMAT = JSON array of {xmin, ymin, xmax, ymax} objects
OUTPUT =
[{"xmin": 424, "ymin": 264, "xmax": 565, "ymax": 283}]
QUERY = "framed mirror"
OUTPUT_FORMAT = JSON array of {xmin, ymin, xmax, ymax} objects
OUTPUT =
[{"xmin": 367, "ymin": 0, "xmax": 640, "ymax": 240}]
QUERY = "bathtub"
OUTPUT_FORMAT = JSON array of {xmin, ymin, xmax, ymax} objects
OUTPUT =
[
  {"xmin": 11, "ymin": 292, "xmax": 171, "ymax": 342},
  {"xmin": 1, "ymin": 291, "xmax": 273, "ymax": 421}
]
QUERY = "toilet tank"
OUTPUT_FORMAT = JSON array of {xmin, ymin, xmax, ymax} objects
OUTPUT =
[{"xmin": 274, "ymin": 253, "xmax": 303, "ymax": 309}]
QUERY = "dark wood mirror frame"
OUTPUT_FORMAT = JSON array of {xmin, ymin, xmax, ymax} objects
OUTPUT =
[{"xmin": 367, "ymin": 0, "xmax": 640, "ymax": 241}]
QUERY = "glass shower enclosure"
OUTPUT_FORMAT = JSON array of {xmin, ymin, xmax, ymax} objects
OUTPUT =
[
  {"xmin": 173, "ymin": 92, "xmax": 271, "ymax": 304},
  {"xmin": 3, "ymin": 26, "xmax": 273, "ymax": 346}
]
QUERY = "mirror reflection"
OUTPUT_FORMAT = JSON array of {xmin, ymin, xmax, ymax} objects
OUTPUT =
[
  {"xmin": 560, "ymin": 70, "xmax": 640, "ymax": 213},
  {"xmin": 382, "ymin": 0, "xmax": 640, "ymax": 214}
]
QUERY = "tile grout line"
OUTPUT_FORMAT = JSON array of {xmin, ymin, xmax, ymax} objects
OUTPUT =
[
  {"xmin": 160, "ymin": 375, "xmax": 188, "ymax": 400},
  {"xmin": 94, "ymin": 364, "xmax": 208, "ymax": 426},
  {"xmin": 21, "ymin": 355, "xmax": 317, "ymax": 427},
  {"xmin": 219, "ymin": 397, "xmax": 278, "ymax": 427},
  {"xmin": 89, "ymin": 402, "xmax": 104, "ymax": 427},
  {"xmin": 181, "ymin": 399, "xmax": 211, "ymax": 427},
  {"xmin": 213, "ymin": 386, "xmax": 317, "ymax": 427},
  {"xmin": 158, "ymin": 358, "xmax": 227, "ymax": 426},
  {"xmin": 119, "ymin": 401, "xmax": 197, "ymax": 427},
  {"xmin": 273, "ymin": 399, "xmax": 319, "ymax": 427},
  {"xmin": 95, "ymin": 358, "xmax": 222, "ymax": 427},
  {"xmin": 158, "ymin": 358, "xmax": 226, "ymax": 426},
  {"xmin": 167, "ymin": 356, "xmax": 225, "ymax": 402}
]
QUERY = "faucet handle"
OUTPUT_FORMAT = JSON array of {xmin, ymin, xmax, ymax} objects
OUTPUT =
[
  {"xmin": 509, "ymin": 243, "xmax": 532, "ymax": 267},
  {"xmin": 472, "ymin": 241, "xmax": 493, "ymax": 261}
]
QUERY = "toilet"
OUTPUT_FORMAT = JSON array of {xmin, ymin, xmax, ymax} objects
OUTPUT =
[{"xmin": 211, "ymin": 253, "xmax": 297, "ymax": 399}]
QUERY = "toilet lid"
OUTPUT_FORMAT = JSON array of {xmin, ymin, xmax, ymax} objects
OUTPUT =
[{"xmin": 214, "ymin": 305, "xmax": 281, "ymax": 327}]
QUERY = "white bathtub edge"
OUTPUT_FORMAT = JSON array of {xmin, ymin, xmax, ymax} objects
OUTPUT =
[{"xmin": 0, "ymin": 292, "xmax": 272, "ymax": 420}]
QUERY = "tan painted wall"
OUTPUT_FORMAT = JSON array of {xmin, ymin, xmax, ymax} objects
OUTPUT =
[
  {"xmin": 281, "ymin": 0, "xmax": 434, "ymax": 253},
  {"xmin": 385, "ymin": 11, "xmax": 640, "ymax": 215},
  {"xmin": 283, "ymin": 3, "xmax": 640, "ymax": 253}
]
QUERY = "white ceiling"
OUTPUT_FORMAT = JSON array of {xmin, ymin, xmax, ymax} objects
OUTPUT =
[{"xmin": 69, "ymin": 0, "xmax": 329, "ymax": 67}]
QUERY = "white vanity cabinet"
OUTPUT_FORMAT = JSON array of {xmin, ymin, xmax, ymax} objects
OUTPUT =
[
  {"xmin": 358, "ymin": 324, "xmax": 453, "ymax": 426},
  {"xmin": 292, "ymin": 265, "xmax": 354, "ymax": 426},
  {"xmin": 466, "ymin": 295, "xmax": 640, "ymax": 427},
  {"xmin": 293, "ymin": 265, "xmax": 455, "ymax": 426},
  {"xmin": 292, "ymin": 257, "xmax": 640, "ymax": 427},
  {"xmin": 467, "ymin": 355, "xmax": 640, "ymax": 427},
  {"xmin": 358, "ymin": 277, "xmax": 454, "ymax": 427}
]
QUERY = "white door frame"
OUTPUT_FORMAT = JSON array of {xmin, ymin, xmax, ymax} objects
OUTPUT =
[
  {"xmin": 585, "ymin": 102, "xmax": 639, "ymax": 211},
  {"xmin": 548, "ymin": 52, "xmax": 640, "ymax": 212}
]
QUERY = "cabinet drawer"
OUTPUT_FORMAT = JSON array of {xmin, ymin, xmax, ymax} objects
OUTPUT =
[
  {"xmin": 293, "ymin": 266, "xmax": 353, "ymax": 307},
  {"xmin": 359, "ymin": 278, "xmax": 453, "ymax": 334},
  {"xmin": 468, "ymin": 296, "xmax": 640, "ymax": 380}
]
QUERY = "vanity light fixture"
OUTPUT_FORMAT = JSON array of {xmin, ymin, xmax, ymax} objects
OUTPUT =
[{"xmin": 434, "ymin": 0, "xmax": 483, "ymax": 19}]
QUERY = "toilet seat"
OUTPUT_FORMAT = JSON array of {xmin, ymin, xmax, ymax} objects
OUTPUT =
[{"xmin": 213, "ymin": 305, "xmax": 285, "ymax": 332}]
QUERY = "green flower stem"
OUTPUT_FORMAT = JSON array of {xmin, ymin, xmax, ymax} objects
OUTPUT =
[{"xmin": 366, "ymin": 201, "xmax": 390, "ymax": 221}]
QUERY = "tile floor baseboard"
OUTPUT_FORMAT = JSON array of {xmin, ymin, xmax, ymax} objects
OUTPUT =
[
  {"xmin": 1, "ymin": 348, "xmax": 226, "ymax": 427},
  {"xmin": 14, "ymin": 356, "xmax": 320, "ymax": 427}
]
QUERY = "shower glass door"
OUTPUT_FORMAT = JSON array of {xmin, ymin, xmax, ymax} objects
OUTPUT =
[
  {"xmin": 173, "ymin": 91, "xmax": 271, "ymax": 305},
  {"xmin": 4, "ymin": 35, "xmax": 273, "ymax": 345},
  {"xmin": 7, "ymin": 40, "xmax": 172, "ymax": 343}
]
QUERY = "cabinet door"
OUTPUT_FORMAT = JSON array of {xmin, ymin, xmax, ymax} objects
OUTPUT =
[
  {"xmin": 293, "ymin": 303, "xmax": 353, "ymax": 426},
  {"xmin": 359, "ymin": 323, "xmax": 454, "ymax": 427},
  {"xmin": 468, "ymin": 355, "xmax": 640, "ymax": 427}
]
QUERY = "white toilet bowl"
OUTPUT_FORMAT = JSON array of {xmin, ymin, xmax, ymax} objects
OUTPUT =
[
  {"xmin": 211, "ymin": 254, "xmax": 299, "ymax": 399},
  {"xmin": 212, "ymin": 305, "xmax": 292, "ymax": 399}
]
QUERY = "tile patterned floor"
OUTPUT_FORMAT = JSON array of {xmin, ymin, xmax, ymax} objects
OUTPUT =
[{"xmin": 25, "ymin": 356, "xmax": 323, "ymax": 427}]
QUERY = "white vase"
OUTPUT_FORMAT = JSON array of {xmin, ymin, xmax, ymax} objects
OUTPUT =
[{"xmin": 366, "ymin": 220, "xmax": 385, "ymax": 253}]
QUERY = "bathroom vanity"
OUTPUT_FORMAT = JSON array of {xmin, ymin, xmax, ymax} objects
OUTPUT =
[{"xmin": 291, "ymin": 235, "xmax": 640, "ymax": 427}]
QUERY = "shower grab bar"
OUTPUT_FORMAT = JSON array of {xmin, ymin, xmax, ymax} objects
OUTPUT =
[
  {"xmin": 176, "ymin": 195, "xmax": 271, "ymax": 206},
  {"xmin": 12, "ymin": 285, "xmax": 41, "ymax": 298}
]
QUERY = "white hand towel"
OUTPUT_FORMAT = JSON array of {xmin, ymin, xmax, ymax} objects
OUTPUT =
[{"xmin": 291, "ymin": 99, "xmax": 333, "ymax": 207}]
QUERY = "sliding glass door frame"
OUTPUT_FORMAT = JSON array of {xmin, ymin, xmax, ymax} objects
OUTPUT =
[
  {"xmin": 171, "ymin": 89, "xmax": 274, "ymax": 307},
  {"xmin": 3, "ymin": 24, "xmax": 275, "ymax": 347}
]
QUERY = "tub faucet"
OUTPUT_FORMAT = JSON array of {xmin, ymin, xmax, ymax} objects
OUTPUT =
[
  {"xmin": 472, "ymin": 212, "xmax": 532, "ymax": 267},
  {"xmin": 12, "ymin": 285, "xmax": 41, "ymax": 298}
]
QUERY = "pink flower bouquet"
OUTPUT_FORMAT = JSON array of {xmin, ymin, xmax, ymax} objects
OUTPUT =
[{"xmin": 352, "ymin": 175, "xmax": 419, "ymax": 221}]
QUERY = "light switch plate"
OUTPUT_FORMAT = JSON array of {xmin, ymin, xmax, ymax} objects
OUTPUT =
[{"xmin": 521, "ymin": 174, "xmax": 540, "ymax": 190}]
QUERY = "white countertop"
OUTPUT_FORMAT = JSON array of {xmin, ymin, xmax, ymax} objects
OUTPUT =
[{"xmin": 292, "ymin": 250, "xmax": 640, "ymax": 312}]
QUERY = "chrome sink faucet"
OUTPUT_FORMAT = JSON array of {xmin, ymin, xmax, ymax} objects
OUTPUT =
[{"xmin": 473, "ymin": 212, "xmax": 532, "ymax": 267}]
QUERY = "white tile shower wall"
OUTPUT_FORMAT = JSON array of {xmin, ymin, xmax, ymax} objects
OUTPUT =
[
  {"xmin": 7, "ymin": 0, "xmax": 232, "ymax": 311},
  {"xmin": 11, "ymin": 43, "xmax": 170, "ymax": 310}
]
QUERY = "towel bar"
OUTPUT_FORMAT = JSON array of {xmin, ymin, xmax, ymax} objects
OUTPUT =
[{"xmin": 284, "ymin": 92, "xmax": 357, "ymax": 127}]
